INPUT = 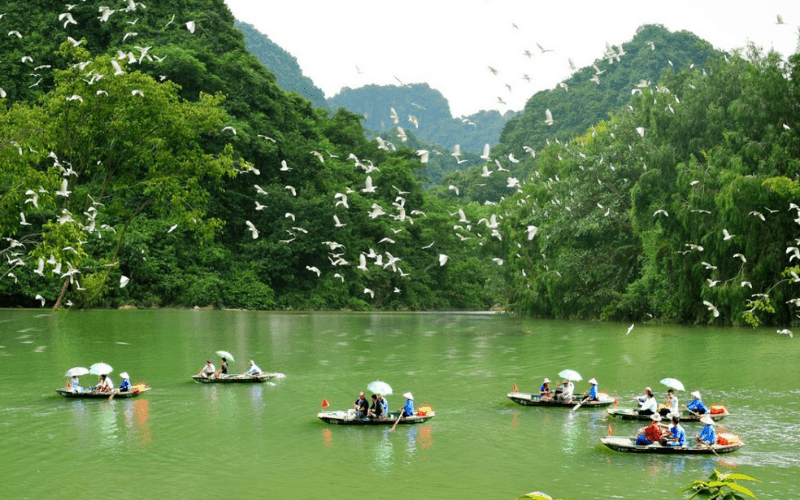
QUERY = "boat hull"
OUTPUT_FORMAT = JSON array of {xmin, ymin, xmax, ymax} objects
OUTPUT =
[
  {"xmin": 607, "ymin": 408, "xmax": 729, "ymax": 422},
  {"xmin": 600, "ymin": 436, "xmax": 744, "ymax": 454},
  {"xmin": 317, "ymin": 410, "xmax": 435, "ymax": 425},
  {"xmin": 56, "ymin": 387, "xmax": 150, "ymax": 399},
  {"xmin": 507, "ymin": 391, "xmax": 614, "ymax": 408},
  {"xmin": 191, "ymin": 374, "xmax": 276, "ymax": 383}
]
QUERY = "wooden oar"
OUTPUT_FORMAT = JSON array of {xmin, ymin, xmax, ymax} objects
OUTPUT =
[
  {"xmin": 572, "ymin": 395, "xmax": 589, "ymax": 411},
  {"xmin": 390, "ymin": 412, "xmax": 403, "ymax": 431},
  {"xmin": 107, "ymin": 390, "xmax": 116, "ymax": 401},
  {"xmin": 697, "ymin": 438, "xmax": 721, "ymax": 457}
]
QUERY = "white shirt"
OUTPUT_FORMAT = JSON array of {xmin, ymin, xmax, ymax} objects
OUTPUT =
[
  {"xmin": 202, "ymin": 363, "xmax": 215, "ymax": 374},
  {"xmin": 246, "ymin": 364, "xmax": 262, "ymax": 375},
  {"xmin": 562, "ymin": 382, "xmax": 574, "ymax": 397},
  {"xmin": 640, "ymin": 396, "xmax": 658, "ymax": 413},
  {"xmin": 668, "ymin": 396, "xmax": 679, "ymax": 414},
  {"xmin": 101, "ymin": 377, "xmax": 114, "ymax": 390}
]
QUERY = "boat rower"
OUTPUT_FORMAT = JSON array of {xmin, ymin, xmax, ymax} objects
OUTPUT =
[
  {"xmin": 684, "ymin": 390, "xmax": 708, "ymax": 415},
  {"xmin": 244, "ymin": 360, "xmax": 262, "ymax": 376},
  {"xmin": 696, "ymin": 415, "xmax": 717, "ymax": 445}
]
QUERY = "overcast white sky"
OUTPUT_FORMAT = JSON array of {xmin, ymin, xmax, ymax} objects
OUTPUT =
[{"xmin": 225, "ymin": 0, "xmax": 799, "ymax": 117}]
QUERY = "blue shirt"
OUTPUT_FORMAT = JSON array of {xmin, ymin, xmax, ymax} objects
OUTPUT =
[
  {"xmin": 589, "ymin": 385, "xmax": 598, "ymax": 400},
  {"xmin": 119, "ymin": 379, "xmax": 131, "ymax": 392},
  {"xmin": 698, "ymin": 424, "xmax": 716, "ymax": 445},
  {"xmin": 667, "ymin": 424, "xmax": 686, "ymax": 446},
  {"xmin": 403, "ymin": 399, "xmax": 414, "ymax": 416},
  {"xmin": 686, "ymin": 398, "xmax": 707, "ymax": 413},
  {"xmin": 379, "ymin": 398, "xmax": 389, "ymax": 415}
]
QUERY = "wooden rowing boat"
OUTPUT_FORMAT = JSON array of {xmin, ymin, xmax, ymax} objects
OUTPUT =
[
  {"xmin": 191, "ymin": 373, "xmax": 278, "ymax": 383},
  {"xmin": 606, "ymin": 408, "xmax": 729, "ymax": 422},
  {"xmin": 56, "ymin": 387, "xmax": 151, "ymax": 399},
  {"xmin": 507, "ymin": 391, "xmax": 615, "ymax": 408},
  {"xmin": 317, "ymin": 410, "xmax": 435, "ymax": 425},
  {"xmin": 600, "ymin": 436, "xmax": 744, "ymax": 454}
]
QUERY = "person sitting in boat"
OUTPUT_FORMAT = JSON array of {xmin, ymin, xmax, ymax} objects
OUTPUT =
[
  {"xmin": 636, "ymin": 414, "xmax": 667, "ymax": 445},
  {"xmin": 696, "ymin": 415, "xmax": 717, "ymax": 445},
  {"xmin": 198, "ymin": 360, "xmax": 215, "ymax": 378},
  {"xmin": 659, "ymin": 389, "xmax": 679, "ymax": 417},
  {"xmin": 581, "ymin": 378, "xmax": 599, "ymax": 402},
  {"xmin": 684, "ymin": 391, "xmax": 708, "ymax": 415},
  {"xmin": 118, "ymin": 372, "xmax": 131, "ymax": 392},
  {"xmin": 368, "ymin": 394, "xmax": 383, "ymax": 419},
  {"xmin": 552, "ymin": 380, "xmax": 563, "ymax": 400},
  {"xmin": 95, "ymin": 374, "xmax": 114, "ymax": 393},
  {"xmin": 637, "ymin": 388, "xmax": 658, "ymax": 416},
  {"xmin": 69, "ymin": 374, "xmax": 83, "ymax": 394},
  {"xmin": 214, "ymin": 357, "xmax": 229, "ymax": 378},
  {"xmin": 665, "ymin": 414, "xmax": 686, "ymax": 447},
  {"xmin": 633, "ymin": 386, "xmax": 650, "ymax": 409},
  {"xmin": 377, "ymin": 394, "xmax": 389, "ymax": 416},
  {"xmin": 353, "ymin": 392, "xmax": 369, "ymax": 418},
  {"xmin": 539, "ymin": 378, "xmax": 552, "ymax": 398},
  {"xmin": 556, "ymin": 380, "xmax": 574, "ymax": 403},
  {"xmin": 244, "ymin": 360, "xmax": 262, "ymax": 376},
  {"xmin": 400, "ymin": 392, "xmax": 415, "ymax": 417}
]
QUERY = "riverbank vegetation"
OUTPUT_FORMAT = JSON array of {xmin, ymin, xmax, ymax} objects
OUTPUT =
[{"xmin": 1, "ymin": 2, "xmax": 798, "ymax": 327}]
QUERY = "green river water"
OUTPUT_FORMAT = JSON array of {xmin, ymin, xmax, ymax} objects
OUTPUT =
[{"xmin": 1, "ymin": 310, "xmax": 798, "ymax": 499}]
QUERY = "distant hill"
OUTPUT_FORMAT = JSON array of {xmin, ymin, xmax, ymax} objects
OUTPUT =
[
  {"xmin": 234, "ymin": 20, "xmax": 327, "ymax": 108},
  {"xmin": 499, "ymin": 24, "xmax": 720, "ymax": 159},
  {"xmin": 445, "ymin": 24, "xmax": 723, "ymax": 202},
  {"xmin": 327, "ymin": 83, "xmax": 515, "ymax": 154}
]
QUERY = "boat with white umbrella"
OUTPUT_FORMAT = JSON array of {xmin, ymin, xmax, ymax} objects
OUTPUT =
[{"xmin": 56, "ymin": 363, "xmax": 150, "ymax": 399}]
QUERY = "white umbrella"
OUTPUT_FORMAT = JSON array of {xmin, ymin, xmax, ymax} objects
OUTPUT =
[
  {"xmin": 558, "ymin": 369, "xmax": 582, "ymax": 381},
  {"xmin": 216, "ymin": 350, "xmax": 235, "ymax": 362},
  {"xmin": 89, "ymin": 362, "xmax": 113, "ymax": 375},
  {"xmin": 367, "ymin": 380, "xmax": 392, "ymax": 395},
  {"xmin": 660, "ymin": 377, "xmax": 685, "ymax": 391},
  {"xmin": 64, "ymin": 367, "xmax": 89, "ymax": 377}
]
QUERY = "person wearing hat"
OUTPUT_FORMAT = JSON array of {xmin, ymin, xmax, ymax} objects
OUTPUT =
[
  {"xmin": 665, "ymin": 414, "xmax": 686, "ymax": 447},
  {"xmin": 636, "ymin": 414, "xmax": 667, "ymax": 445},
  {"xmin": 198, "ymin": 360, "xmax": 215, "ymax": 378},
  {"xmin": 684, "ymin": 391, "xmax": 708, "ymax": 415},
  {"xmin": 539, "ymin": 378, "xmax": 552, "ymax": 399},
  {"xmin": 556, "ymin": 380, "xmax": 574, "ymax": 403},
  {"xmin": 697, "ymin": 415, "xmax": 717, "ymax": 445},
  {"xmin": 400, "ymin": 392, "xmax": 415, "ymax": 417},
  {"xmin": 584, "ymin": 378, "xmax": 599, "ymax": 402},
  {"xmin": 244, "ymin": 360, "xmax": 263, "ymax": 376},
  {"xmin": 118, "ymin": 372, "xmax": 131, "ymax": 393}
]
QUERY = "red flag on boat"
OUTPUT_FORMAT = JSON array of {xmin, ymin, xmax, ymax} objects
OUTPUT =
[
  {"xmin": 614, "ymin": 396, "xmax": 618, "ymax": 407},
  {"xmin": 67, "ymin": 380, "xmax": 71, "ymax": 388},
  {"xmin": 607, "ymin": 423, "xmax": 612, "ymax": 436},
  {"xmin": 513, "ymin": 383, "xmax": 518, "ymax": 392},
  {"xmin": 322, "ymin": 399, "xmax": 330, "ymax": 408}
]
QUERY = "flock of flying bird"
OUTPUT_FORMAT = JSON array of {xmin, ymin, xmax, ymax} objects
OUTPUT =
[
  {"xmin": 1, "ymin": 5, "xmax": 797, "ymax": 335},
  {"xmin": 1, "ymin": 1, "xmax": 197, "ymax": 306}
]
